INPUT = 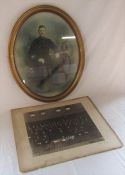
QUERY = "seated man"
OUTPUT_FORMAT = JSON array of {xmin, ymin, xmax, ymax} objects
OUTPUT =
[{"xmin": 27, "ymin": 25, "xmax": 57, "ymax": 90}]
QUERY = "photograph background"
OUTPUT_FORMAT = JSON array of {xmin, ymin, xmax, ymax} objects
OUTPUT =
[
  {"xmin": 0, "ymin": 0, "xmax": 125, "ymax": 175},
  {"xmin": 15, "ymin": 12, "xmax": 79, "ymax": 96},
  {"xmin": 15, "ymin": 12, "xmax": 79, "ymax": 68}
]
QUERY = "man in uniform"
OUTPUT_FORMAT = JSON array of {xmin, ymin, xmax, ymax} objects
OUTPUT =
[{"xmin": 27, "ymin": 25, "xmax": 57, "ymax": 90}]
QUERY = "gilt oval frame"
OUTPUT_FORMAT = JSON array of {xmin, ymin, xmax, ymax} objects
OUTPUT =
[{"xmin": 9, "ymin": 5, "xmax": 85, "ymax": 102}]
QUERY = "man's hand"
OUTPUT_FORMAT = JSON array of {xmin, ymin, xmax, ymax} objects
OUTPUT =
[
  {"xmin": 38, "ymin": 58, "xmax": 45, "ymax": 64},
  {"xmin": 55, "ymin": 53, "xmax": 60, "ymax": 58}
]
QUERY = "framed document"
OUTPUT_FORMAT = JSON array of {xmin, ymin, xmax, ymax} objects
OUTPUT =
[
  {"xmin": 9, "ymin": 5, "xmax": 85, "ymax": 102},
  {"xmin": 11, "ymin": 96, "xmax": 122, "ymax": 172}
]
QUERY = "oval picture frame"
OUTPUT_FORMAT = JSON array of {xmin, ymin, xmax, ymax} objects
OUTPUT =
[{"xmin": 9, "ymin": 5, "xmax": 85, "ymax": 102}]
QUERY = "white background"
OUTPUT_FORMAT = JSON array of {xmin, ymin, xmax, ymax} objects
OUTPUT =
[{"xmin": 0, "ymin": 0, "xmax": 125, "ymax": 175}]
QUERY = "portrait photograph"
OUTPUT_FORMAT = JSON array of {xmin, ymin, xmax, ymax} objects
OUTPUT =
[{"xmin": 9, "ymin": 5, "xmax": 85, "ymax": 101}]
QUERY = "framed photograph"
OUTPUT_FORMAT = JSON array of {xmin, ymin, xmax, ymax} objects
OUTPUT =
[
  {"xmin": 9, "ymin": 5, "xmax": 85, "ymax": 102},
  {"xmin": 11, "ymin": 96, "xmax": 122, "ymax": 172}
]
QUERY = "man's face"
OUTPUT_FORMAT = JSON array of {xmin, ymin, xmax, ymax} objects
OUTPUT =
[{"xmin": 38, "ymin": 27, "xmax": 46, "ymax": 37}]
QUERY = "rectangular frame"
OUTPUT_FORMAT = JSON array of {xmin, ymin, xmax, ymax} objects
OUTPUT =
[{"xmin": 11, "ymin": 96, "xmax": 122, "ymax": 172}]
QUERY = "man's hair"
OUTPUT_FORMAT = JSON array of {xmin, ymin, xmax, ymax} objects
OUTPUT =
[{"xmin": 38, "ymin": 25, "xmax": 46, "ymax": 30}]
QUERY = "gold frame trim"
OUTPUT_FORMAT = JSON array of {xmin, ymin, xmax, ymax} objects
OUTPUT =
[{"xmin": 9, "ymin": 5, "xmax": 85, "ymax": 102}]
